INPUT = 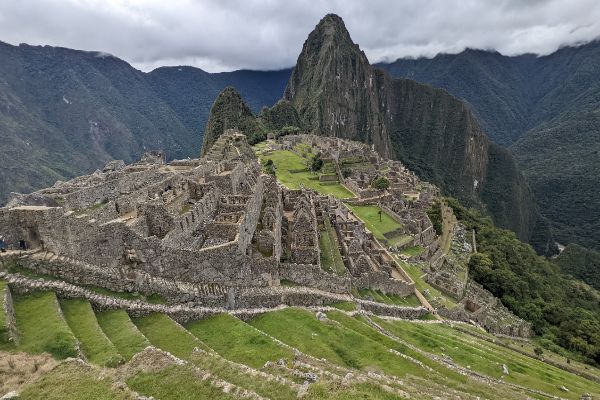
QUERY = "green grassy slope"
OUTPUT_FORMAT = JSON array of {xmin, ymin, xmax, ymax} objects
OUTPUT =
[
  {"xmin": 60, "ymin": 299, "xmax": 123, "ymax": 367},
  {"xmin": 12, "ymin": 292, "xmax": 78, "ymax": 359},
  {"xmin": 96, "ymin": 310, "xmax": 150, "ymax": 361},
  {"xmin": 132, "ymin": 313, "xmax": 209, "ymax": 358},
  {"xmin": 186, "ymin": 313, "xmax": 293, "ymax": 368}
]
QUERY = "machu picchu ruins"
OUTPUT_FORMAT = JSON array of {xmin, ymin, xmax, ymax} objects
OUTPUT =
[{"xmin": 0, "ymin": 130, "xmax": 530, "ymax": 337}]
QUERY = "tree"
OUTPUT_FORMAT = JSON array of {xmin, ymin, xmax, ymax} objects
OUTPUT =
[
  {"xmin": 310, "ymin": 153, "xmax": 323, "ymax": 172},
  {"xmin": 534, "ymin": 347, "xmax": 544, "ymax": 358},
  {"xmin": 263, "ymin": 159, "xmax": 276, "ymax": 176},
  {"xmin": 371, "ymin": 176, "xmax": 390, "ymax": 190}
]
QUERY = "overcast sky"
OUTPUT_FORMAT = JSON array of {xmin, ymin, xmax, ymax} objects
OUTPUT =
[{"xmin": 1, "ymin": 0, "xmax": 599, "ymax": 72}]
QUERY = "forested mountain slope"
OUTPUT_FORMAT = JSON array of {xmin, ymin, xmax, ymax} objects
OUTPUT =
[
  {"xmin": 0, "ymin": 41, "xmax": 289, "ymax": 204},
  {"xmin": 378, "ymin": 41, "xmax": 600, "ymax": 249}
]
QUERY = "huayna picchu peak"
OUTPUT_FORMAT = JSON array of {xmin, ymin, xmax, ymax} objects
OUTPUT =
[{"xmin": 1, "ymin": 8, "xmax": 599, "ymax": 400}]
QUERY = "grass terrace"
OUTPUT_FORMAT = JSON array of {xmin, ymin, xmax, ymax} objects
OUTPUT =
[
  {"xmin": 60, "ymin": 299, "xmax": 123, "ymax": 367},
  {"xmin": 19, "ymin": 362, "xmax": 131, "ymax": 400},
  {"xmin": 133, "ymin": 313, "xmax": 210, "ymax": 359},
  {"xmin": 374, "ymin": 317, "xmax": 600, "ymax": 399},
  {"xmin": 12, "ymin": 292, "xmax": 78, "ymax": 359},
  {"xmin": 186, "ymin": 313, "xmax": 294, "ymax": 369},
  {"xmin": 354, "ymin": 288, "xmax": 422, "ymax": 307},
  {"xmin": 394, "ymin": 256, "xmax": 457, "ymax": 309},
  {"xmin": 127, "ymin": 365, "xmax": 237, "ymax": 400},
  {"xmin": 96, "ymin": 310, "xmax": 150, "ymax": 361}
]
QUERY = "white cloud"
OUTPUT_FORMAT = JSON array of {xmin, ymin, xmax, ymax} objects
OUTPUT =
[{"xmin": 0, "ymin": 0, "xmax": 599, "ymax": 72}]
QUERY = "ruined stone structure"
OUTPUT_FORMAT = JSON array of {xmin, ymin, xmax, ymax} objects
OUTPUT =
[
  {"xmin": 0, "ymin": 131, "xmax": 531, "ymax": 337},
  {"xmin": 0, "ymin": 131, "xmax": 415, "ymax": 311}
]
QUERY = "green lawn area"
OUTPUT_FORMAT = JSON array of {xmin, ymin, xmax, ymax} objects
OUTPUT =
[
  {"xmin": 374, "ymin": 317, "xmax": 600, "ymax": 399},
  {"xmin": 319, "ymin": 219, "xmax": 346, "ymax": 275},
  {"xmin": 256, "ymin": 149, "xmax": 354, "ymax": 198},
  {"xmin": 347, "ymin": 205, "xmax": 411, "ymax": 246},
  {"xmin": 12, "ymin": 291, "xmax": 78, "ymax": 359},
  {"xmin": 401, "ymin": 245, "xmax": 425, "ymax": 257},
  {"xmin": 96, "ymin": 310, "xmax": 150, "ymax": 361},
  {"xmin": 132, "ymin": 313, "xmax": 209, "ymax": 359},
  {"xmin": 127, "ymin": 365, "xmax": 237, "ymax": 400},
  {"xmin": 60, "ymin": 299, "xmax": 123, "ymax": 367},
  {"xmin": 19, "ymin": 362, "xmax": 132, "ymax": 400},
  {"xmin": 186, "ymin": 313, "xmax": 294, "ymax": 369}
]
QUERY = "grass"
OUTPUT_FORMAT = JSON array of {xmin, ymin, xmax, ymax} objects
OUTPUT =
[
  {"xmin": 256, "ymin": 149, "xmax": 354, "ymax": 198},
  {"xmin": 318, "ymin": 219, "xmax": 346, "ymax": 275},
  {"xmin": 393, "ymin": 257, "xmax": 457, "ymax": 309},
  {"xmin": 347, "ymin": 205, "xmax": 410, "ymax": 246},
  {"xmin": 190, "ymin": 350, "xmax": 299, "ymax": 400},
  {"xmin": 401, "ymin": 245, "xmax": 425, "ymax": 257},
  {"xmin": 59, "ymin": 299, "xmax": 123, "ymax": 367},
  {"xmin": 133, "ymin": 313, "xmax": 209, "ymax": 359},
  {"xmin": 329, "ymin": 301, "xmax": 357, "ymax": 311},
  {"xmin": 12, "ymin": 292, "xmax": 78, "ymax": 359},
  {"xmin": 250, "ymin": 307, "xmax": 426, "ymax": 377},
  {"xmin": 127, "ymin": 365, "xmax": 236, "ymax": 400},
  {"xmin": 375, "ymin": 317, "xmax": 600, "ymax": 399},
  {"xmin": 19, "ymin": 362, "xmax": 132, "ymax": 400},
  {"xmin": 186, "ymin": 313, "xmax": 294, "ymax": 369},
  {"xmin": 95, "ymin": 310, "xmax": 150, "ymax": 361},
  {"xmin": 305, "ymin": 381, "xmax": 404, "ymax": 400},
  {"xmin": 356, "ymin": 288, "xmax": 421, "ymax": 306}
]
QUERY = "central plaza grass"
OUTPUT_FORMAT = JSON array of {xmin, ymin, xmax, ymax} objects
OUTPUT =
[
  {"xmin": 347, "ymin": 204, "xmax": 411, "ymax": 246},
  {"xmin": 60, "ymin": 299, "xmax": 123, "ymax": 367},
  {"xmin": 256, "ymin": 149, "xmax": 354, "ymax": 198},
  {"xmin": 12, "ymin": 291, "xmax": 78, "ymax": 359},
  {"xmin": 96, "ymin": 309, "xmax": 150, "ymax": 360},
  {"xmin": 186, "ymin": 313, "xmax": 294, "ymax": 369}
]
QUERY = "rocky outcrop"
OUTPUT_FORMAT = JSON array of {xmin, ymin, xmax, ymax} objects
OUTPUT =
[
  {"xmin": 284, "ymin": 14, "xmax": 553, "ymax": 253},
  {"xmin": 201, "ymin": 87, "xmax": 261, "ymax": 156}
]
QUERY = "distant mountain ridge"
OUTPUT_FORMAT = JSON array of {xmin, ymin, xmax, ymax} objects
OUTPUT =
[
  {"xmin": 0, "ymin": 41, "xmax": 290, "ymax": 204},
  {"xmin": 377, "ymin": 41, "xmax": 600, "ymax": 249}
]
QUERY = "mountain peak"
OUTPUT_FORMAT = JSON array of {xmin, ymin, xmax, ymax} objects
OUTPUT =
[{"xmin": 306, "ymin": 13, "xmax": 355, "ymax": 52}]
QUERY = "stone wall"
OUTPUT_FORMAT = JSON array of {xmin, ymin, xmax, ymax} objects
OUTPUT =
[
  {"xmin": 279, "ymin": 263, "xmax": 351, "ymax": 293},
  {"xmin": 2, "ymin": 285, "xmax": 18, "ymax": 344},
  {"xmin": 352, "ymin": 271, "xmax": 415, "ymax": 297}
]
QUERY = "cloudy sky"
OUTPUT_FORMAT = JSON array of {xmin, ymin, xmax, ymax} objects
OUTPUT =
[{"xmin": 1, "ymin": 0, "xmax": 599, "ymax": 72}]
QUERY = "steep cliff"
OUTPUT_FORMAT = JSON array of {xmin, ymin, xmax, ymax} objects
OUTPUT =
[
  {"xmin": 284, "ymin": 14, "xmax": 392, "ymax": 157},
  {"xmin": 284, "ymin": 14, "xmax": 554, "ymax": 253}
]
